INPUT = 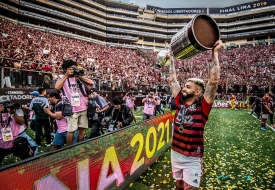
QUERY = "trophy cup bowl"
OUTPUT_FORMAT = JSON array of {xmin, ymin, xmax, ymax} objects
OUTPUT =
[{"xmin": 156, "ymin": 14, "xmax": 220, "ymax": 69}]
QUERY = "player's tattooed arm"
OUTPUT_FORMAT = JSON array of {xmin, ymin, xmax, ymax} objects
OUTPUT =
[
  {"xmin": 204, "ymin": 40, "xmax": 224, "ymax": 104},
  {"xmin": 169, "ymin": 56, "xmax": 181, "ymax": 98}
]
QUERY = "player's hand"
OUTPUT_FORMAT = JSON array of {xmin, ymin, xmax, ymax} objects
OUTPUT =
[
  {"xmin": 213, "ymin": 40, "xmax": 224, "ymax": 52},
  {"xmin": 165, "ymin": 52, "xmax": 171, "ymax": 59}
]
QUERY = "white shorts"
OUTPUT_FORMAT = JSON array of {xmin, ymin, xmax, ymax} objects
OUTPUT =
[
  {"xmin": 262, "ymin": 114, "xmax": 269, "ymax": 119},
  {"xmin": 171, "ymin": 149, "xmax": 203, "ymax": 188}
]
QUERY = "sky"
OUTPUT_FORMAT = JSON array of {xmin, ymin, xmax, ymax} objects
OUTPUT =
[{"xmin": 123, "ymin": 0, "xmax": 256, "ymax": 8}]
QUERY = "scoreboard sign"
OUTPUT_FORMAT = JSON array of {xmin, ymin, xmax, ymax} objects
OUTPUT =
[
  {"xmin": 0, "ymin": 113, "xmax": 174, "ymax": 190},
  {"xmin": 209, "ymin": 0, "xmax": 275, "ymax": 14}
]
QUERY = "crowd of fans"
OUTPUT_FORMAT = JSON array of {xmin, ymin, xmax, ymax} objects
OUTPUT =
[{"xmin": 1, "ymin": 18, "xmax": 275, "ymax": 94}]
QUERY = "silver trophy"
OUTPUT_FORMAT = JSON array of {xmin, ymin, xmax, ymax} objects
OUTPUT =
[{"xmin": 156, "ymin": 14, "xmax": 220, "ymax": 71}]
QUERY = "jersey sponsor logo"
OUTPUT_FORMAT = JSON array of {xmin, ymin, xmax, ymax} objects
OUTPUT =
[{"xmin": 175, "ymin": 104, "xmax": 196, "ymax": 125}]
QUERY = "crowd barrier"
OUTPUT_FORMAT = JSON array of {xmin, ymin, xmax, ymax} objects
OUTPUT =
[
  {"xmin": 0, "ymin": 113, "xmax": 174, "ymax": 190},
  {"xmin": 0, "ymin": 88, "xmax": 251, "ymax": 110}
]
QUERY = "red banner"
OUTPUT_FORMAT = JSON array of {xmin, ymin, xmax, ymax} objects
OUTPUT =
[{"xmin": 0, "ymin": 113, "xmax": 174, "ymax": 190}]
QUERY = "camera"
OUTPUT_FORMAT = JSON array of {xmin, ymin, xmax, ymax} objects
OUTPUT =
[
  {"xmin": 101, "ymin": 116, "xmax": 112, "ymax": 126},
  {"xmin": 73, "ymin": 67, "xmax": 84, "ymax": 76},
  {"xmin": 5, "ymin": 102, "xmax": 20, "ymax": 109},
  {"xmin": 127, "ymin": 92, "xmax": 132, "ymax": 96}
]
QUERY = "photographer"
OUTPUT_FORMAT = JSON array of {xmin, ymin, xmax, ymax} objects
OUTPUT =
[
  {"xmin": 123, "ymin": 91, "xmax": 136, "ymax": 123},
  {"xmin": 88, "ymin": 90, "xmax": 109, "ymax": 139},
  {"xmin": 55, "ymin": 60, "xmax": 94, "ymax": 145},
  {"xmin": 29, "ymin": 88, "xmax": 51, "ymax": 146},
  {"xmin": 43, "ymin": 90, "xmax": 77, "ymax": 150},
  {"xmin": 142, "ymin": 91, "xmax": 157, "ymax": 120},
  {"xmin": 161, "ymin": 93, "xmax": 168, "ymax": 108},
  {"xmin": 154, "ymin": 91, "xmax": 165, "ymax": 116},
  {"xmin": 0, "ymin": 96, "xmax": 38, "ymax": 164},
  {"xmin": 103, "ymin": 96, "xmax": 133, "ymax": 132}
]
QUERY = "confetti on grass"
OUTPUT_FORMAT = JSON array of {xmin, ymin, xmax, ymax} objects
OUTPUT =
[{"xmin": 129, "ymin": 109, "xmax": 275, "ymax": 189}]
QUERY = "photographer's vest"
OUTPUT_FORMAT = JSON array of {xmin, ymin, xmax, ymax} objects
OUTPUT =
[
  {"xmin": 0, "ymin": 113, "xmax": 21, "ymax": 149},
  {"xmin": 62, "ymin": 77, "xmax": 88, "ymax": 113},
  {"xmin": 155, "ymin": 96, "xmax": 161, "ymax": 105},
  {"xmin": 143, "ymin": 97, "xmax": 155, "ymax": 116},
  {"xmin": 125, "ymin": 96, "xmax": 134, "ymax": 108},
  {"xmin": 172, "ymin": 94, "xmax": 212, "ymax": 158}
]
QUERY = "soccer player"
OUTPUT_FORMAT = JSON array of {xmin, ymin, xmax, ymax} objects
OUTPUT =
[
  {"xmin": 230, "ymin": 94, "xmax": 236, "ymax": 109},
  {"xmin": 168, "ymin": 40, "xmax": 223, "ymax": 190},
  {"xmin": 261, "ymin": 93, "xmax": 273, "ymax": 130}
]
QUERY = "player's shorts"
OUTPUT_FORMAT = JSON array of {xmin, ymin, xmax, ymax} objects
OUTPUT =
[
  {"xmin": 171, "ymin": 149, "xmax": 203, "ymax": 188},
  {"xmin": 262, "ymin": 114, "xmax": 269, "ymax": 119}
]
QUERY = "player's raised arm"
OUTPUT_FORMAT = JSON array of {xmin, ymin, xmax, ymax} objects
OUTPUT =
[
  {"xmin": 204, "ymin": 40, "xmax": 224, "ymax": 104},
  {"xmin": 168, "ymin": 53, "xmax": 181, "ymax": 98}
]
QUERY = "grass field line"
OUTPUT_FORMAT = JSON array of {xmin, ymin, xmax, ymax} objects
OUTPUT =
[{"xmin": 248, "ymin": 112, "xmax": 275, "ymax": 132}]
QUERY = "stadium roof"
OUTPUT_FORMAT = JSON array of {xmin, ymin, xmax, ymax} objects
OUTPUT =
[{"xmin": 114, "ymin": 0, "xmax": 256, "ymax": 8}]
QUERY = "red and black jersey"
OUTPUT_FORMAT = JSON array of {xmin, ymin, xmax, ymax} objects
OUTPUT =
[
  {"xmin": 172, "ymin": 92, "xmax": 212, "ymax": 157},
  {"xmin": 262, "ymin": 97, "xmax": 272, "ymax": 114},
  {"xmin": 268, "ymin": 96, "xmax": 274, "ymax": 111},
  {"xmin": 262, "ymin": 97, "xmax": 268, "ymax": 114}
]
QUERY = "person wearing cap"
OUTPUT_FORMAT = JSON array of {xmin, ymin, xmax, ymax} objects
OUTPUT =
[
  {"xmin": 169, "ymin": 40, "xmax": 223, "ymax": 189},
  {"xmin": 30, "ymin": 91, "xmax": 40, "ymax": 97},
  {"xmin": 29, "ymin": 88, "xmax": 51, "ymax": 146},
  {"xmin": 0, "ymin": 96, "xmax": 38, "ymax": 164}
]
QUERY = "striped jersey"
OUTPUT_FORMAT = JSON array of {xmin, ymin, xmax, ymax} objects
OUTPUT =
[{"xmin": 172, "ymin": 92, "xmax": 212, "ymax": 157}]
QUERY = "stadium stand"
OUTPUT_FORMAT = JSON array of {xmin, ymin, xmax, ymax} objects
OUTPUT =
[{"xmin": 0, "ymin": 0, "xmax": 275, "ymax": 94}]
